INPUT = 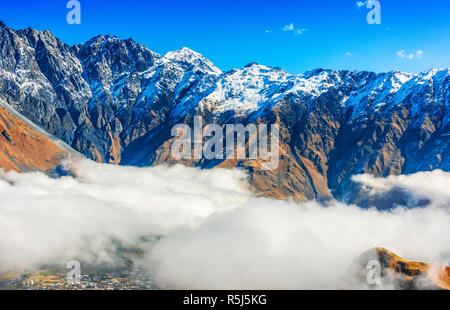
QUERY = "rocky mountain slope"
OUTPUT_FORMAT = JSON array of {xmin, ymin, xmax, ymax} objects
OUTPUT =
[
  {"xmin": 0, "ymin": 23, "xmax": 448, "ymax": 202},
  {"xmin": 0, "ymin": 103, "xmax": 66, "ymax": 172},
  {"xmin": 356, "ymin": 247, "xmax": 450, "ymax": 290}
]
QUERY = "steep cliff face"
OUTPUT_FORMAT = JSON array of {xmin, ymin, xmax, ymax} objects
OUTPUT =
[
  {"xmin": 0, "ymin": 23, "xmax": 221, "ymax": 165},
  {"xmin": 149, "ymin": 66, "xmax": 449, "ymax": 202},
  {"xmin": 0, "ymin": 105, "xmax": 66, "ymax": 172},
  {"xmin": 0, "ymin": 24, "xmax": 448, "ymax": 202}
]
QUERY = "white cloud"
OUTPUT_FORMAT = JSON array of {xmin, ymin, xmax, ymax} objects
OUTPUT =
[
  {"xmin": 146, "ymin": 170, "xmax": 450, "ymax": 289},
  {"xmin": 281, "ymin": 23, "xmax": 307, "ymax": 36},
  {"xmin": 282, "ymin": 23, "xmax": 294, "ymax": 31},
  {"xmin": 352, "ymin": 170, "xmax": 450, "ymax": 203},
  {"xmin": 357, "ymin": 0, "xmax": 380, "ymax": 8},
  {"xmin": 294, "ymin": 28, "xmax": 307, "ymax": 36},
  {"xmin": 397, "ymin": 49, "xmax": 423, "ymax": 60},
  {"xmin": 1, "ymin": 160, "xmax": 449, "ymax": 289},
  {"xmin": 356, "ymin": 1, "xmax": 367, "ymax": 8},
  {"xmin": 397, "ymin": 50, "xmax": 407, "ymax": 58},
  {"xmin": 416, "ymin": 49, "xmax": 424, "ymax": 58},
  {"xmin": 0, "ymin": 160, "xmax": 250, "ymax": 271},
  {"xmin": 147, "ymin": 185, "xmax": 450, "ymax": 289},
  {"xmin": 346, "ymin": 51, "xmax": 352, "ymax": 56}
]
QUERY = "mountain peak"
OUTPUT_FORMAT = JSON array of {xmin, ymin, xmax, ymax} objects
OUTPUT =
[
  {"xmin": 0, "ymin": 25, "xmax": 448, "ymax": 205},
  {"xmin": 303, "ymin": 68, "xmax": 335, "ymax": 78},
  {"xmin": 164, "ymin": 47, "xmax": 203, "ymax": 61},
  {"xmin": 85, "ymin": 34, "xmax": 117, "ymax": 45},
  {"xmin": 244, "ymin": 62, "xmax": 260, "ymax": 68},
  {"xmin": 180, "ymin": 46, "xmax": 199, "ymax": 54},
  {"xmin": 164, "ymin": 47, "xmax": 221, "ymax": 75},
  {"xmin": 239, "ymin": 63, "xmax": 282, "ymax": 74}
]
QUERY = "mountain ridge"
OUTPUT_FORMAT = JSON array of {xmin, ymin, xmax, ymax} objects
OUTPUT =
[{"xmin": 0, "ymin": 24, "xmax": 448, "ymax": 203}]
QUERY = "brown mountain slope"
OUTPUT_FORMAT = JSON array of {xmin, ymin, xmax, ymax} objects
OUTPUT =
[
  {"xmin": 0, "ymin": 105, "xmax": 66, "ymax": 172},
  {"xmin": 358, "ymin": 247, "xmax": 450, "ymax": 290}
]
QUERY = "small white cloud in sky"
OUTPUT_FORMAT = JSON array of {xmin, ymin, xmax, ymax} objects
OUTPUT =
[
  {"xmin": 282, "ymin": 23, "xmax": 294, "ymax": 31},
  {"xmin": 294, "ymin": 28, "xmax": 307, "ymax": 36},
  {"xmin": 346, "ymin": 51, "xmax": 352, "ymax": 56},
  {"xmin": 356, "ymin": 1, "xmax": 367, "ymax": 8},
  {"xmin": 397, "ymin": 50, "xmax": 406, "ymax": 58},
  {"xmin": 282, "ymin": 23, "xmax": 307, "ymax": 36},
  {"xmin": 357, "ymin": 0, "xmax": 380, "ymax": 8},
  {"xmin": 397, "ymin": 49, "xmax": 423, "ymax": 60},
  {"xmin": 416, "ymin": 49, "xmax": 424, "ymax": 58}
]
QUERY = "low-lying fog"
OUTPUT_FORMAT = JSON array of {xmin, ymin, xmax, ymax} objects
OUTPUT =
[{"xmin": 1, "ymin": 160, "xmax": 449, "ymax": 289}]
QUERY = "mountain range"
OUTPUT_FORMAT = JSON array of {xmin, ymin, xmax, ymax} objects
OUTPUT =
[{"xmin": 0, "ymin": 22, "xmax": 448, "ymax": 203}]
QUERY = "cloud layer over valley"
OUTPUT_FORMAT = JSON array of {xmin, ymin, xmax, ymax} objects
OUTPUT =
[{"xmin": 1, "ymin": 160, "xmax": 449, "ymax": 289}]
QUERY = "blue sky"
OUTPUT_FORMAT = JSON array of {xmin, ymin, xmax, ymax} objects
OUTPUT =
[{"xmin": 1, "ymin": 0, "xmax": 449, "ymax": 74}]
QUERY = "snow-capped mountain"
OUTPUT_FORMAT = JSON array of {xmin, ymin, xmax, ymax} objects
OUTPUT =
[{"xmin": 0, "ymin": 23, "xmax": 448, "ymax": 203}]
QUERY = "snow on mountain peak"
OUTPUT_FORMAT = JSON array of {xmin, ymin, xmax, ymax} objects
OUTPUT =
[
  {"xmin": 199, "ymin": 63, "xmax": 291, "ymax": 114},
  {"xmin": 343, "ymin": 68, "xmax": 450, "ymax": 120},
  {"xmin": 164, "ymin": 47, "xmax": 221, "ymax": 75},
  {"xmin": 200, "ymin": 65, "xmax": 347, "ymax": 115},
  {"xmin": 197, "ymin": 64, "xmax": 449, "ymax": 121},
  {"xmin": 1, "ymin": 24, "xmax": 447, "ymax": 128}
]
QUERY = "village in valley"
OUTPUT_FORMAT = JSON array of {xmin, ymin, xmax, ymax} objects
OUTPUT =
[{"xmin": 0, "ymin": 268, "xmax": 158, "ymax": 290}]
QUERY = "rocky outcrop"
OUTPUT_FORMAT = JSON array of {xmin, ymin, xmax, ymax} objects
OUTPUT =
[{"xmin": 356, "ymin": 247, "xmax": 450, "ymax": 290}]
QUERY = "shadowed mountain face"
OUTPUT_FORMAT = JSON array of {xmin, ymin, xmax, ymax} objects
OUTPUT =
[{"xmin": 0, "ymin": 24, "xmax": 448, "ymax": 202}]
